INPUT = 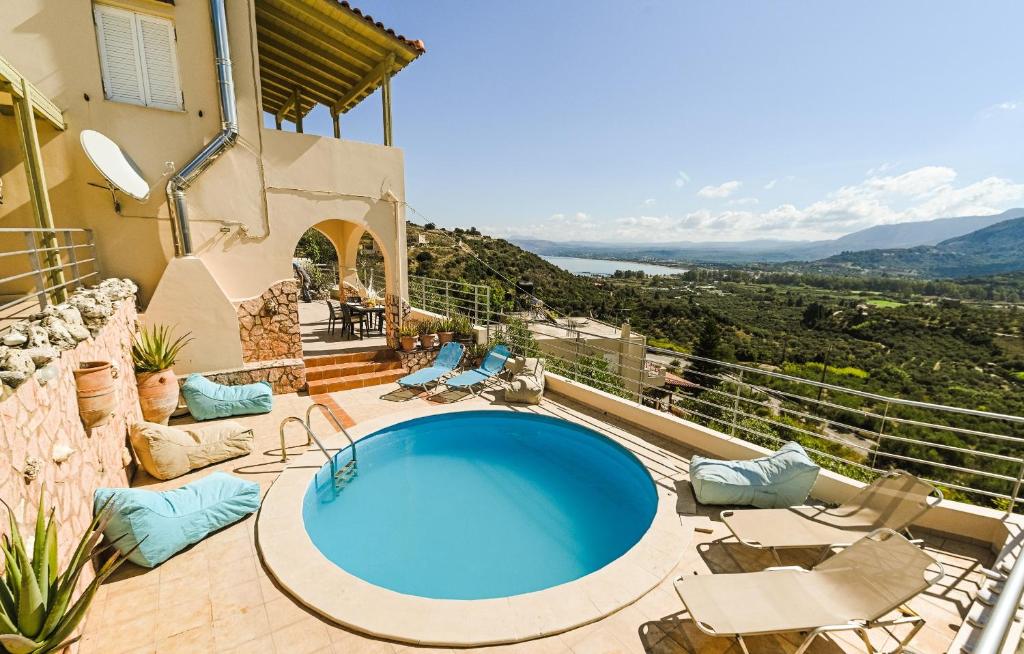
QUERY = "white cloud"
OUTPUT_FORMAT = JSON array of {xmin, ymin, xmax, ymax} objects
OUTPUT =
[
  {"xmin": 674, "ymin": 171, "xmax": 691, "ymax": 188},
  {"xmin": 995, "ymin": 101, "xmax": 1019, "ymax": 111},
  {"xmin": 697, "ymin": 180, "xmax": 742, "ymax": 199},
  {"xmin": 642, "ymin": 198, "xmax": 657, "ymax": 206},
  {"xmin": 763, "ymin": 179, "xmax": 777, "ymax": 190},
  {"xmin": 485, "ymin": 165, "xmax": 1024, "ymax": 243},
  {"xmin": 865, "ymin": 162, "xmax": 895, "ymax": 176},
  {"xmin": 729, "ymin": 197, "xmax": 759, "ymax": 206}
]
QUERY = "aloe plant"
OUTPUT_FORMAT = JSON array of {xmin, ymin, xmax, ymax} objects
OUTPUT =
[
  {"xmin": 131, "ymin": 324, "xmax": 192, "ymax": 373},
  {"xmin": 0, "ymin": 489, "xmax": 135, "ymax": 654}
]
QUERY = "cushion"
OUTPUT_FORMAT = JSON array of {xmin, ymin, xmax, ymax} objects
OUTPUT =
[
  {"xmin": 689, "ymin": 441, "xmax": 820, "ymax": 508},
  {"xmin": 93, "ymin": 472, "xmax": 260, "ymax": 568},
  {"xmin": 182, "ymin": 374, "xmax": 273, "ymax": 421},
  {"xmin": 130, "ymin": 420, "xmax": 254, "ymax": 480},
  {"xmin": 506, "ymin": 359, "xmax": 546, "ymax": 404}
]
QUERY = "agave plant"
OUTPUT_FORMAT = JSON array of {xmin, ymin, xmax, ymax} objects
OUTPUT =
[
  {"xmin": 0, "ymin": 489, "xmax": 135, "ymax": 654},
  {"xmin": 130, "ymin": 324, "xmax": 192, "ymax": 373}
]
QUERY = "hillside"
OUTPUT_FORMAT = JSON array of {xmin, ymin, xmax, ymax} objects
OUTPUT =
[
  {"xmin": 511, "ymin": 209, "xmax": 1024, "ymax": 264},
  {"xmin": 811, "ymin": 216, "xmax": 1024, "ymax": 278}
]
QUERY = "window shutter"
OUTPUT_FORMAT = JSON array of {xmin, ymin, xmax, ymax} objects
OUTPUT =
[
  {"xmin": 94, "ymin": 5, "xmax": 145, "ymax": 106},
  {"xmin": 137, "ymin": 15, "xmax": 183, "ymax": 110}
]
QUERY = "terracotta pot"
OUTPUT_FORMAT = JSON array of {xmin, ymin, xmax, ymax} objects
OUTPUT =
[
  {"xmin": 137, "ymin": 369, "xmax": 179, "ymax": 425},
  {"xmin": 437, "ymin": 331, "xmax": 455, "ymax": 344},
  {"xmin": 400, "ymin": 335, "xmax": 417, "ymax": 352},
  {"xmin": 73, "ymin": 361, "xmax": 117, "ymax": 429},
  {"xmin": 419, "ymin": 333, "xmax": 437, "ymax": 350}
]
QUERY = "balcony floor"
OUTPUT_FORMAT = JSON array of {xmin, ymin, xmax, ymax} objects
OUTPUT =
[
  {"xmin": 300, "ymin": 300, "xmax": 388, "ymax": 358},
  {"xmin": 79, "ymin": 384, "xmax": 992, "ymax": 654}
]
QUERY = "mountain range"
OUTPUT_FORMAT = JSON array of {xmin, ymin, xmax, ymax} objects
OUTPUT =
[
  {"xmin": 512, "ymin": 209, "xmax": 1024, "ymax": 265},
  {"xmin": 808, "ymin": 215, "xmax": 1024, "ymax": 278}
]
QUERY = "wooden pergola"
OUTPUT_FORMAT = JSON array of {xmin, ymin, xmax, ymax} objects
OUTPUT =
[
  {"xmin": 254, "ymin": 0, "xmax": 424, "ymax": 144},
  {"xmin": 0, "ymin": 54, "xmax": 67, "ymax": 301}
]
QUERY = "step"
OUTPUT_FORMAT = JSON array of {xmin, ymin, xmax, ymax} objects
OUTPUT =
[
  {"xmin": 305, "ymin": 359, "xmax": 404, "ymax": 382},
  {"xmin": 304, "ymin": 348, "xmax": 398, "ymax": 368},
  {"xmin": 307, "ymin": 368, "xmax": 409, "ymax": 394}
]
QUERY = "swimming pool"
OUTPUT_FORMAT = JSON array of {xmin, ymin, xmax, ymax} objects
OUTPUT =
[{"xmin": 301, "ymin": 411, "xmax": 658, "ymax": 600}]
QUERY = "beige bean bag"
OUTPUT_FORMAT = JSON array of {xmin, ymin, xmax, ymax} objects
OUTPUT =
[
  {"xmin": 130, "ymin": 420, "xmax": 254, "ymax": 480},
  {"xmin": 506, "ymin": 357, "xmax": 545, "ymax": 405}
]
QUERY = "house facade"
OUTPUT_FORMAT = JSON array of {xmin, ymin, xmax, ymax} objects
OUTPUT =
[{"xmin": 0, "ymin": 0, "xmax": 423, "ymax": 377}]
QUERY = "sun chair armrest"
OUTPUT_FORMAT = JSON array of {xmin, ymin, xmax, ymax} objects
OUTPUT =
[
  {"xmin": 764, "ymin": 566, "xmax": 809, "ymax": 572},
  {"xmin": 719, "ymin": 510, "xmax": 768, "ymax": 549}
]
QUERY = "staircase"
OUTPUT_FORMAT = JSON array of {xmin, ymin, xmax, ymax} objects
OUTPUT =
[{"xmin": 304, "ymin": 349, "xmax": 408, "ymax": 394}]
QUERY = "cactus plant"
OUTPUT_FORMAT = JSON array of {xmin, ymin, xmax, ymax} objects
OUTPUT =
[
  {"xmin": 0, "ymin": 488, "xmax": 136, "ymax": 654},
  {"xmin": 131, "ymin": 324, "xmax": 192, "ymax": 373}
]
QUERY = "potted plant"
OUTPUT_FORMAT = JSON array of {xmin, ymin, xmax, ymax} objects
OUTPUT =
[
  {"xmin": 468, "ymin": 342, "xmax": 491, "ymax": 367},
  {"xmin": 0, "ymin": 487, "xmax": 137, "ymax": 654},
  {"xmin": 417, "ymin": 319, "xmax": 437, "ymax": 350},
  {"xmin": 132, "ymin": 324, "xmax": 191, "ymax": 425},
  {"xmin": 436, "ymin": 317, "xmax": 456, "ymax": 344},
  {"xmin": 450, "ymin": 314, "xmax": 473, "ymax": 343},
  {"xmin": 398, "ymin": 322, "xmax": 419, "ymax": 352}
]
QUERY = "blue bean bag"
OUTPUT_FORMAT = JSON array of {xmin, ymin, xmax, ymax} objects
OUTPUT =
[
  {"xmin": 94, "ymin": 472, "xmax": 260, "ymax": 567},
  {"xmin": 689, "ymin": 441, "xmax": 820, "ymax": 509},
  {"xmin": 182, "ymin": 374, "xmax": 272, "ymax": 421}
]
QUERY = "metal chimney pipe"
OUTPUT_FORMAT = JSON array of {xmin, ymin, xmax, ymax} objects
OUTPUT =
[{"xmin": 166, "ymin": 0, "xmax": 238, "ymax": 256}]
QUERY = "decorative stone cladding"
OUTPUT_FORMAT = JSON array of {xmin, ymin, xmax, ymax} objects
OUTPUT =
[
  {"xmin": 187, "ymin": 358, "xmax": 305, "ymax": 394},
  {"xmin": 0, "ymin": 299, "xmax": 138, "ymax": 569},
  {"xmin": 236, "ymin": 279, "xmax": 301, "ymax": 364},
  {"xmin": 384, "ymin": 293, "xmax": 407, "ymax": 350}
]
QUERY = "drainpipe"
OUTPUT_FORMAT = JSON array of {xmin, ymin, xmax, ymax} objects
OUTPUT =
[{"xmin": 166, "ymin": 0, "xmax": 238, "ymax": 256}]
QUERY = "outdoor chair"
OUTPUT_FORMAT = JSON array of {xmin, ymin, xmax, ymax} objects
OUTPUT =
[
  {"xmin": 325, "ymin": 300, "xmax": 338, "ymax": 336},
  {"xmin": 720, "ymin": 470, "xmax": 942, "ymax": 562},
  {"xmin": 340, "ymin": 302, "xmax": 366, "ymax": 340},
  {"xmin": 440, "ymin": 344, "xmax": 510, "ymax": 396},
  {"xmin": 397, "ymin": 342, "xmax": 465, "ymax": 391},
  {"xmin": 674, "ymin": 529, "xmax": 944, "ymax": 654}
]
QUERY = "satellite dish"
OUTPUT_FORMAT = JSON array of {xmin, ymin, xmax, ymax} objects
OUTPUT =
[{"xmin": 80, "ymin": 129, "xmax": 150, "ymax": 202}]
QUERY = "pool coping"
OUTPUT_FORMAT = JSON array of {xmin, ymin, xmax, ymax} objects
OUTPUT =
[{"xmin": 256, "ymin": 405, "xmax": 692, "ymax": 646}]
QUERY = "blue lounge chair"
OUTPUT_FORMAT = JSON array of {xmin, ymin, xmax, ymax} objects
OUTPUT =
[
  {"xmin": 441, "ymin": 344, "xmax": 510, "ymax": 395},
  {"xmin": 397, "ymin": 341, "xmax": 465, "ymax": 391}
]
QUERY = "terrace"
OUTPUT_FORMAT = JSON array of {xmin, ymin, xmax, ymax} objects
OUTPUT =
[{"xmin": 75, "ymin": 383, "xmax": 996, "ymax": 654}]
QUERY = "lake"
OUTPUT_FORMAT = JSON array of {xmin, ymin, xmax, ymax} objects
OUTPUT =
[{"xmin": 541, "ymin": 256, "xmax": 686, "ymax": 276}]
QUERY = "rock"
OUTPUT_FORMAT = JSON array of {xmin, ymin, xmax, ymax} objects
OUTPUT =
[
  {"xmin": 66, "ymin": 322, "xmax": 90, "ymax": 342},
  {"xmin": 55, "ymin": 304, "xmax": 84, "ymax": 326},
  {"xmin": 41, "ymin": 316, "xmax": 76, "ymax": 349},
  {"xmin": 0, "ymin": 348, "xmax": 35, "ymax": 387},
  {"xmin": 24, "ymin": 345, "xmax": 59, "ymax": 366},
  {"xmin": 26, "ymin": 324, "xmax": 49, "ymax": 348},
  {"xmin": 2, "ymin": 331, "xmax": 27, "ymax": 347},
  {"xmin": 35, "ymin": 363, "xmax": 59, "ymax": 386}
]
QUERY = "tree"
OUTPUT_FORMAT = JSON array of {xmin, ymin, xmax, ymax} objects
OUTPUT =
[
  {"xmin": 423, "ymin": 222, "xmax": 436, "ymax": 230},
  {"xmin": 801, "ymin": 301, "xmax": 829, "ymax": 328},
  {"xmin": 686, "ymin": 316, "xmax": 725, "ymax": 390}
]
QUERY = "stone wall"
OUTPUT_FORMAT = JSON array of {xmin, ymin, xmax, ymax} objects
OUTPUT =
[
  {"xmin": 195, "ymin": 358, "xmax": 305, "ymax": 394},
  {"xmin": 0, "ymin": 298, "xmax": 138, "ymax": 567},
  {"xmin": 396, "ymin": 339, "xmax": 471, "ymax": 375},
  {"xmin": 236, "ymin": 279, "xmax": 301, "ymax": 363}
]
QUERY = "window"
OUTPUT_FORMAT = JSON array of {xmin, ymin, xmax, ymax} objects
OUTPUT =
[{"xmin": 93, "ymin": 5, "xmax": 182, "ymax": 111}]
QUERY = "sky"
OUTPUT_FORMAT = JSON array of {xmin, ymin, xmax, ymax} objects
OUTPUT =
[{"xmin": 283, "ymin": 1, "xmax": 1024, "ymax": 243}]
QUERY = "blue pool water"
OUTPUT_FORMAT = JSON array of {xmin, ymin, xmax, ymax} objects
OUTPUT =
[{"xmin": 302, "ymin": 411, "xmax": 657, "ymax": 600}]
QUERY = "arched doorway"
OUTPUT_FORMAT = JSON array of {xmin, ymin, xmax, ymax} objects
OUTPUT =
[{"xmin": 292, "ymin": 219, "xmax": 395, "ymax": 357}]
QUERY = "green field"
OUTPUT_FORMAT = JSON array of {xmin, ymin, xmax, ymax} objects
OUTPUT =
[
  {"xmin": 865, "ymin": 298, "xmax": 906, "ymax": 308},
  {"xmin": 1014, "ymin": 371, "xmax": 1024, "ymax": 381}
]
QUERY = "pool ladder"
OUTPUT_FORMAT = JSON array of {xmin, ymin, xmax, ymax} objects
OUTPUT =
[{"xmin": 279, "ymin": 403, "xmax": 357, "ymax": 492}]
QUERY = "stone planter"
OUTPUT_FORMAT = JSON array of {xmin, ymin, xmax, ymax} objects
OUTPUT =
[
  {"xmin": 437, "ymin": 331, "xmax": 455, "ymax": 345},
  {"xmin": 73, "ymin": 361, "xmax": 118, "ymax": 429},
  {"xmin": 419, "ymin": 334, "xmax": 437, "ymax": 350},
  {"xmin": 137, "ymin": 369, "xmax": 179, "ymax": 425},
  {"xmin": 400, "ymin": 335, "xmax": 417, "ymax": 352}
]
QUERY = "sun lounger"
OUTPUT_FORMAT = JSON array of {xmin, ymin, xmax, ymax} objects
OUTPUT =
[
  {"xmin": 674, "ymin": 528, "xmax": 944, "ymax": 654},
  {"xmin": 397, "ymin": 342, "xmax": 465, "ymax": 391},
  {"xmin": 721, "ymin": 470, "xmax": 942, "ymax": 561},
  {"xmin": 441, "ymin": 344, "xmax": 509, "ymax": 395}
]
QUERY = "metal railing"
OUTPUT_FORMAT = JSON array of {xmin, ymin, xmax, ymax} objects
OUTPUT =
[
  {"xmin": 410, "ymin": 274, "xmax": 492, "ymax": 325},
  {"xmin": 0, "ymin": 227, "xmax": 99, "ymax": 331},
  {"xmin": 472, "ymin": 312, "xmax": 1024, "ymax": 511}
]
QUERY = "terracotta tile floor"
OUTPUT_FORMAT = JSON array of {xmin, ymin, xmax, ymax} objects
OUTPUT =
[{"xmin": 79, "ymin": 386, "xmax": 992, "ymax": 654}]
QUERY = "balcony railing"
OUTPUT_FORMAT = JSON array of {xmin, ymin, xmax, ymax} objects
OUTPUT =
[
  {"xmin": 470, "ymin": 312, "xmax": 1024, "ymax": 512},
  {"xmin": 0, "ymin": 227, "xmax": 99, "ymax": 333}
]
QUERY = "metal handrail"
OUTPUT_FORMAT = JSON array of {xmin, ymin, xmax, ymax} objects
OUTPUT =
[
  {"xmin": 278, "ymin": 416, "xmax": 336, "ymax": 472},
  {"xmin": 305, "ymin": 402, "xmax": 356, "ymax": 463},
  {"xmin": 971, "ymin": 551, "xmax": 1024, "ymax": 653}
]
